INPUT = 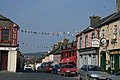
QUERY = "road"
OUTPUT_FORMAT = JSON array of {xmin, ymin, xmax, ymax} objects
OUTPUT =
[{"xmin": 0, "ymin": 71, "xmax": 77, "ymax": 80}]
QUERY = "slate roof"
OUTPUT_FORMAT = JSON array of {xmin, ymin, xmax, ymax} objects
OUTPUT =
[
  {"xmin": 53, "ymin": 45, "xmax": 62, "ymax": 55},
  {"xmin": 0, "ymin": 14, "xmax": 10, "ymax": 20},
  {"xmin": 49, "ymin": 45, "xmax": 61, "ymax": 55},
  {"xmin": 83, "ymin": 13, "xmax": 116, "ymax": 33}
]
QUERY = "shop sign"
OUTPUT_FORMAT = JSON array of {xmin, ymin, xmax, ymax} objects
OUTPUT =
[
  {"xmin": 80, "ymin": 50, "xmax": 96, "ymax": 55},
  {"xmin": 92, "ymin": 38, "xmax": 99, "ymax": 47},
  {"xmin": 100, "ymin": 47, "xmax": 106, "ymax": 51}
]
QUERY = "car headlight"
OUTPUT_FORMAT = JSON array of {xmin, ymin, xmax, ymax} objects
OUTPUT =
[
  {"xmin": 90, "ymin": 74, "xmax": 99, "ymax": 77},
  {"xmin": 66, "ymin": 70, "xmax": 70, "ymax": 72}
]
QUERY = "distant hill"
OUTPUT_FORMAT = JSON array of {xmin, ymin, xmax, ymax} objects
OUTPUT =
[{"xmin": 23, "ymin": 52, "xmax": 47, "ymax": 57}]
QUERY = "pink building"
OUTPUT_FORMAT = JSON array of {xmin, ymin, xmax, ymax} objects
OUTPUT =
[{"xmin": 76, "ymin": 16, "xmax": 100, "ymax": 69}]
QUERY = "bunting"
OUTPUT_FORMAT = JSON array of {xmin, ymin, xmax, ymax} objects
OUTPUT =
[
  {"xmin": 18, "ymin": 41, "xmax": 52, "ymax": 49},
  {"xmin": 19, "ymin": 29, "xmax": 77, "ymax": 37}
]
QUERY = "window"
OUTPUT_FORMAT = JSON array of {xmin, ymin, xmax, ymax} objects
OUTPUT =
[
  {"xmin": 100, "ymin": 29, "xmax": 104, "ymax": 38},
  {"xmin": 85, "ymin": 35, "xmax": 88, "ymax": 47},
  {"xmin": 92, "ymin": 32, "xmax": 95, "ymax": 39},
  {"xmin": 80, "ymin": 37, "xmax": 82, "ymax": 48},
  {"xmin": 1, "ymin": 29, "xmax": 9, "ymax": 41}
]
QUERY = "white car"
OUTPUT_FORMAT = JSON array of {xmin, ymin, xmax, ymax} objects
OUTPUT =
[
  {"xmin": 24, "ymin": 65, "xmax": 32, "ymax": 71},
  {"xmin": 107, "ymin": 71, "xmax": 120, "ymax": 80}
]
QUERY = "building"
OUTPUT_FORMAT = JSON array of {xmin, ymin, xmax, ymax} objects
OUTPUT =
[
  {"xmin": 0, "ymin": 14, "xmax": 19, "ymax": 72},
  {"xmin": 97, "ymin": 0, "xmax": 120, "ymax": 72},
  {"xmin": 76, "ymin": 16, "xmax": 100, "ymax": 69},
  {"xmin": 61, "ymin": 39, "xmax": 77, "ymax": 66}
]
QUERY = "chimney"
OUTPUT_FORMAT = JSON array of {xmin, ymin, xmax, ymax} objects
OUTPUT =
[
  {"xmin": 58, "ymin": 41, "xmax": 62, "ymax": 45},
  {"xmin": 63, "ymin": 38, "xmax": 69, "ymax": 44},
  {"xmin": 89, "ymin": 16, "xmax": 101, "ymax": 26},
  {"xmin": 116, "ymin": 0, "xmax": 120, "ymax": 12}
]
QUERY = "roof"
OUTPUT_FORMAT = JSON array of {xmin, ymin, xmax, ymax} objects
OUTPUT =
[
  {"xmin": 0, "ymin": 14, "xmax": 10, "ymax": 20},
  {"xmin": 49, "ymin": 45, "xmax": 61, "ymax": 55},
  {"xmin": 53, "ymin": 46, "xmax": 62, "ymax": 55},
  {"xmin": 77, "ymin": 12, "xmax": 117, "ymax": 36}
]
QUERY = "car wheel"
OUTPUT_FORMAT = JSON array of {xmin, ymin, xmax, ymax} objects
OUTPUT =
[
  {"xmin": 64, "ymin": 72, "xmax": 69, "ymax": 77},
  {"xmin": 107, "ymin": 78, "xmax": 112, "ymax": 80},
  {"xmin": 78, "ymin": 75, "xmax": 82, "ymax": 80},
  {"xmin": 60, "ymin": 72, "xmax": 62, "ymax": 76},
  {"xmin": 52, "ymin": 71, "xmax": 54, "ymax": 74}
]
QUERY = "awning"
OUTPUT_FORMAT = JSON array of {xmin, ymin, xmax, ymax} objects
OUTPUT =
[{"xmin": 61, "ymin": 56, "xmax": 76, "ymax": 63}]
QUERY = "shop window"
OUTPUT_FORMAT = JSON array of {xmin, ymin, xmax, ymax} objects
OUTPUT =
[
  {"xmin": 93, "ymin": 55, "xmax": 96, "ymax": 58},
  {"xmin": 80, "ymin": 55, "xmax": 82, "ymax": 58}
]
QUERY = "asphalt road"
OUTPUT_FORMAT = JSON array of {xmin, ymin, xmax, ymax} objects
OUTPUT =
[{"xmin": 0, "ymin": 71, "xmax": 77, "ymax": 80}]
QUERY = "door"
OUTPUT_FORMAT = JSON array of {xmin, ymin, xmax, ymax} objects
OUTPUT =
[
  {"xmin": 114, "ymin": 55, "xmax": 119, "ymax": 69},
  {"xmin": 101, "ymin": 52, "xmax": 106, "ymax": 70},
  {"xmin": 1, "ymin": 51, "xmax": 8, "ymax": 70},
  {"xmin": 110, "ymin": 54, "xmax": 119, "ymax": 72}
]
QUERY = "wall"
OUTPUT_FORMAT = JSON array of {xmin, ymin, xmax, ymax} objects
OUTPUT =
[{"xmin": 8, "ymin": 50, "xmax": 17, "ymax": 72}]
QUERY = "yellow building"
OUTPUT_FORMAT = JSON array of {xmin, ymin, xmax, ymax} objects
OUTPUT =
[{"xmin": 98, "ymin": 0, "xmax": 120, "ymax": 72}]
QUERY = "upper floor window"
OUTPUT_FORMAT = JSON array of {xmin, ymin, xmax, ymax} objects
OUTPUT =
[
  {"xmin": 100, "ymin": 29, "xmax": 104, "ymax": 38},
  {"xmin": 85, "ymin": 35, "xmax": 88, "ymax": 47},
  {"xmin": 80, "ymin": 37, "xmax": 82, "ymax": 49},
  {"xmin": 1, "ymin": 29, "xmax": 9, "ymax": 41},
  {"xmin": 92, "ymin": 32, "xmax": 95, "ymax": 39}
]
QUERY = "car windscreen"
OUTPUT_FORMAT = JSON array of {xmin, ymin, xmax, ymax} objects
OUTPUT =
[
  {"xmin": 55, "ymin": 65, "xmax": 60, "ymax": 68},
  {"xmin": 64, "ymin": 65, "xmax": 75, "ymax": 68},
  {"xmin": 88, "ymin": 65, "xmax": 104, "ymax": 71}
]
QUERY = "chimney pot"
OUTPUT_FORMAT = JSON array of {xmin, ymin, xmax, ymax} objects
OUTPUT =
[{"xmin": 89, "ymin": 15, "xmax": 101, "ymax": 26}]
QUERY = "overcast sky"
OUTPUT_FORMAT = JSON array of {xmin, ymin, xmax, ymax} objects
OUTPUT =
[{"xmin": 0, "ymin": 0, "xmax": 116, "ymax": 53}]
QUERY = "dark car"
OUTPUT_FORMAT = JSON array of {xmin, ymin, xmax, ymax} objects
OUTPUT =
[
  {"xmin": 52, "ymin": 64, "xmax": 61, "ymax": 74},
  {"xmin": 40, "ymin": 62, "xmax": 48, "ymax": 72},
  {"xmin": 41, "ymin": 62, "xmax": 53, "ymax": 72},
  {"xmin": 45, "ymin": 63, "xmax": 53, "ymax": 73},
  {"xmin": 60, "ymin": 64, "xmax": 77, "ymax": 76}
]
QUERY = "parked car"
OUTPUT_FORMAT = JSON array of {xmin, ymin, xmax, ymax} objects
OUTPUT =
[
  {"xmin": 24, "ymin": 65, "xmax": 32, "ymax": 71},
  {"xmin": 41, "ymin": 62, "xmax": 48, "ymax": 72},
  {"xmin": 40, "ymin": 62, "xmax": 53, "ymax": 73},
  {"xmin": 45, "ymin": 63, "xmax": 53, "ymax": 73},
  {"xmin": 78, "ymin": 65, "xmax": 110, "ymax": 80},
  {"xmin": 107, "ymin": 71, "xmax": 120, "ymax": 80},
  {"xmin": 60, "ymin": 64, "xmax": 77, "ymax": 76},
  {"xmin": 52, "ymin": 64, "xmax": 61, "ymax": 74}
]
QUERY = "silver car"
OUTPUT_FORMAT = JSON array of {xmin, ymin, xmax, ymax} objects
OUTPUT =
[
  {"xmin": 107, "ymin": 71, "xmax": 120, "ymax": 80},
  {"xmin": 78, "ymin": 65, "xmax": 110, "ymax": 80}
]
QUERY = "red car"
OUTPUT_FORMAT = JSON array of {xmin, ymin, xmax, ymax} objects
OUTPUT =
[{"xmin": 60, "ymin": 64, "xmax": 77, "ymax": 76}]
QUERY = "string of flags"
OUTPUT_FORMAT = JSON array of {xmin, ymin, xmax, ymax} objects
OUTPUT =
[
  {"xmin": 18, "ymin": 41, "xmax": 52, "ymax": 49},
  {"xmin": 19, "ymin": 29, "xmax": 77, "ymax": 37}
]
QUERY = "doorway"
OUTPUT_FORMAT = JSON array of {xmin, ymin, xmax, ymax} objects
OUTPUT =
[
  {"xmin": 100, "ymin": 51, "xmax": 106, "ymax": 70},
  {"xmin": 1, "ymin": 51, "xmax": 8, "ymax": 70}
]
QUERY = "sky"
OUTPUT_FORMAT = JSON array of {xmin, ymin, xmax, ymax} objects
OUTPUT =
[{"xmin": 0, "ymin": 0, "xmax": 116, "ymax": 53}]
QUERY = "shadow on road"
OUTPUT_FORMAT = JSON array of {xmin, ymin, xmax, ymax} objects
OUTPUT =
[{"xmin": 17, "ymin": 70, "xmax": 42, "ymax": 73}]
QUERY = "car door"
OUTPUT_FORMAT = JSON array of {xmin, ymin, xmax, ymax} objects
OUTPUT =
[
  {"xmin": 79, "ymin": 65, "xmax": 87, "ymax": 79},
  {"xmin": 115, "ymin": 71, "xmax": 120, "ymax": 80}
]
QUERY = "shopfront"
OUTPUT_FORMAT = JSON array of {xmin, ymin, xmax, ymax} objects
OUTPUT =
[
  {"xmin": 78, "ymin": 47, "xmax": 99, "ymax": 68},
  {"xmin": 110, "ymin": 50, "xmax": 120, "ymax": 72}
]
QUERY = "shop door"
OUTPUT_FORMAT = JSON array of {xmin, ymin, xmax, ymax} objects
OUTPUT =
[
  {"xmin": 101, "ymin": 53, "xmax": 106, "ymax": 70},
  {"xmin": 114, "ymin": 55, "xmax": 119, "ymax": 69},
  {"xmin": 111, "ymin": 55, "xmax": 119, "ymax": 70},
  {"xmin": 1, "ymin": 52, "xmax": 8, "ymax": 70}
]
